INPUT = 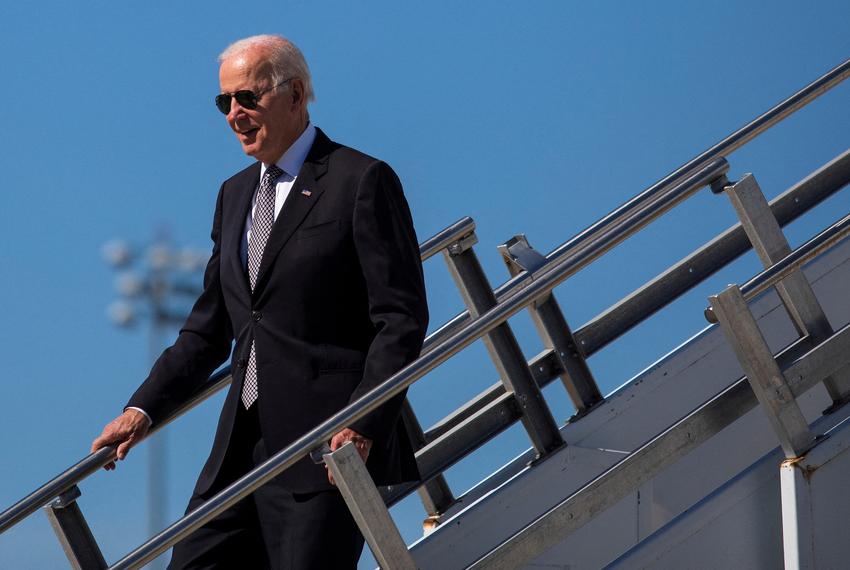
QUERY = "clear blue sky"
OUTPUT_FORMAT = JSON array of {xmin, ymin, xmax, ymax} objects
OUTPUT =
[{"xmin": 1, "ymin": 1, "xmax": 848, "ymax": 568}]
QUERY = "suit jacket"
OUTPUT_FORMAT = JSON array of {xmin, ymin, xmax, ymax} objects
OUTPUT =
[{"xmin": 127, "ymin": 128, "xmax": 428, "ymax": 494}]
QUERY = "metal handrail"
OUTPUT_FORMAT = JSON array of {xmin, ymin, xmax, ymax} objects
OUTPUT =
[
  {"xmin": 579, "ymin": 148, "xmax": 850, "ymax": 355},
  {"xmin": 739, "ymin": 211, "xmax": 850, "ymax": 300},
  {"xmin": 0, "ymin": 218, "xmax": 475, "ymax": 535},
  {"xmin": 109, "ymin": 159, "xmax": 729, "ymax": 569},
  {"xmin": 419, "ymin": 216, "xmax": 475, "ymax": 259},
  {"xmin": 401, "ymin": 148, "xmax": 850, "ymax": 449},
  {"xmin": 420, "ymin": 57, "xmax": 850, "ymax": 356},
  {"xmin": 702, "ymin": 210, "xmax": 850, "ymax": 324},
  {"xmin": 0, "ymin": 369, "xmax": 232, "ymax": 534}
]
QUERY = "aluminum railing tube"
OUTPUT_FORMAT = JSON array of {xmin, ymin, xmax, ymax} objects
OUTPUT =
[
  {"xmin": 420, "ymin": 57, "xmax": 850, "ymax": 357},
  {"xmin": 0, "ymin": 447, "xmax": 115, "ymax": 535},
  {"xmin": 740, "ymin": 211, "xmax": 850, "ymax": 301},
  {"xmin": 704, "ymin": 211, "xmax": 850, "ymax": 324},
  {"xmin": 109, "ymin": 158, "xmax": 729, "ymax": 569},
  {"xmin": 419, "ymin": 216, "xmax": 475, "ymax": 260},
  {"xmin": 550, "ymin": 61, "xmax": 850, "ymax": 264},
  {"xmin": 0, "ymin": 369, "xmax": 233, "ymax": 534},
  {"xmin": 585, "ymin": 147, "xmax": 850, "ymax": 352}
]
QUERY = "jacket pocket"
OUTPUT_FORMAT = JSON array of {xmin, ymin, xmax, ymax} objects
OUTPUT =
[
  {"xmin": 318, "ymin": 343, "xmax": 367, "ymax": 373},
  {"xmin": 297, "ymin": 219, "xmax": 340, "ymax": 240}
]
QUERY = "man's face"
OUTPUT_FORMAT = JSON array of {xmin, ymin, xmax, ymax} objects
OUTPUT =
[{"xmin": 219, "ymin": 48, "xmax": 304, "ymax": 165}]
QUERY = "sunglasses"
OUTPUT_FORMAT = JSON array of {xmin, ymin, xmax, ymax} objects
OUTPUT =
[{"xmin": 215, "ymin": 78, "xmax": 292, "ymax": 114}]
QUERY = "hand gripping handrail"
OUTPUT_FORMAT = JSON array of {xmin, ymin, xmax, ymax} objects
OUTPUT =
[
  {"xmin": 108, "ymin": 159, "xmax": 729, "ymax": 569},
  {"xmin": 0, "ymin": 217, "xmax": 476, "ymax": 535}
]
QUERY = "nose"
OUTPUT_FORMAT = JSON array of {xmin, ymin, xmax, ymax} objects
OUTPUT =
[{"xmin": 226, "ymin": 96, "xmax": 250, "ymax": 123}]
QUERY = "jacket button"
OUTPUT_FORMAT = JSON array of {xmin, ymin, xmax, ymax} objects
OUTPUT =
[
  {"xmin": 237, "ymin": 358, "xmax": 247, "ymax": 368},
  {"xmin": 252, "ymin": 311, "xmax": 262, "ymax": 322}
]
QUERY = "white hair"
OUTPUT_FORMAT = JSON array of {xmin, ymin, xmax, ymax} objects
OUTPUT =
[{"xmin": 219, "ymin": 35, "xmax": 315, "ymax": 102}]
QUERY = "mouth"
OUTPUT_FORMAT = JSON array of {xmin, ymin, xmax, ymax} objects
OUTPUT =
[{"xmin": 237, "ymin": 127, "xmax": 260, "ymax": 140}]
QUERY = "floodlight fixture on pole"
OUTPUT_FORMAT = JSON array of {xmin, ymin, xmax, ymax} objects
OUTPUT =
[{"xmin": 102, "ymin": 230, "xmax": 207, "ymax": 570}]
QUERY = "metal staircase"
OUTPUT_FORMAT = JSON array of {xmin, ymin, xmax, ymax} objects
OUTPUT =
[{"xmin": 1, "ymin": 58, "xmax": 850, "ymax": 569}]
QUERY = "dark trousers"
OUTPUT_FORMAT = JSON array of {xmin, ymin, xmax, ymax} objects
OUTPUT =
[{"xmin": 168, "ymin": 404, "xmax": 365, "ymax": 570}]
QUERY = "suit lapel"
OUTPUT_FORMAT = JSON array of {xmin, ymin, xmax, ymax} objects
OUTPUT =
[
  {"xmin": 228, "ymin": 164, "xmax": 260, "ymax": 299},
  {"xmin": 254, "ymin": 130, "xmax": 332, "ymax": 291}
]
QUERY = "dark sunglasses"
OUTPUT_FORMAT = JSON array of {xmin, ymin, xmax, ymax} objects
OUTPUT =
[{"xmin": 215, "ymin": 78, "xmax": 292, "ymax": 114}]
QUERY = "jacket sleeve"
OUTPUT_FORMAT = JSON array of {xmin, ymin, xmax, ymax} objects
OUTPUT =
[
  {"xmin": 125, "ymin": 185, "xmax": 234, "ymax": 426},
  {"xmin": 348, "ymin": 160, "xmax": 429, "ymax": 440}
]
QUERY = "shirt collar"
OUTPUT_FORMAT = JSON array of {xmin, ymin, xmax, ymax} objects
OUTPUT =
[{"xmin": 260, "ymin": 123, "xmax": 317, "ymax": 179}]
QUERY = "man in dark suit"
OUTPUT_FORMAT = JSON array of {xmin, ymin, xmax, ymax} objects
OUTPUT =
[{"xmin": 91, "ymin": 34, "xmax": 428, "ymax": 569}]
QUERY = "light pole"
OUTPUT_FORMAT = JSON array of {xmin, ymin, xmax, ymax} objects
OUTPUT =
[{"xmin": 103, "ymin": 230, "xmax": 207, "ymax": 568}]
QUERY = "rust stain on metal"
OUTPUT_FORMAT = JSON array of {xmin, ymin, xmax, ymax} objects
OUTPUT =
[{"xmin": 781, "ymin": 455, "xmax": 819, "ymax": 481}]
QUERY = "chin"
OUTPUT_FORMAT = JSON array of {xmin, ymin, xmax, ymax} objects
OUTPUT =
[
  {"xmin": 241, "ymin": 144, "xmax": 260, "ymax": 158},
  {"xmin": 238, "ymin": 136, "xmax": 262, "ymax": 158}
]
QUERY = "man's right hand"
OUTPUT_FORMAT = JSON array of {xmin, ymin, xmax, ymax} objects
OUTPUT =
[{"xmin": 90, "ymin": 409, "xmax": 151, "ymax": 471}]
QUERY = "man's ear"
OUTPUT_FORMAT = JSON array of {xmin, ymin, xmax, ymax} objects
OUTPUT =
[{"xmin": 290, "ymin": 79, "xmax": 305, "ymax": 108}]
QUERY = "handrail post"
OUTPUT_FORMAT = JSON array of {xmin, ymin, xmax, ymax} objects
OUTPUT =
[
  {"xmin": 717, "ymin": 173, "xmax": 850, "ymax": 407},
  {"xmin": 498, "ymin": 235, "xmax": 603, "ymax": 417},
  {"xmin": 443, "ymin": 231, "xmax": 564, "ymax": 457},
  {"xmin": 399, "ymin": 399, "xmax": 455, "ymax": 532},
  {"xmin": 709, "ymin": 285, "xmax": 815, "ymax": 458},
  {"xmin": 43, "ymin": 485, "xmax": 107, "ymax": 570},
  {"xmin": 324, "ymin": 442, "xmax": 417, "ymax": 570}
]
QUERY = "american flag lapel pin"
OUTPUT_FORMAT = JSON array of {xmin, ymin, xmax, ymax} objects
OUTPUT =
[{"xmin": 301, "ymin": 188, "xmax": 312, "ymax": 197}]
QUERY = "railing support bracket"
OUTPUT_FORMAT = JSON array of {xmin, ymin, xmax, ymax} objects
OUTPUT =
[
  {"xmin": 709, "ymin": 285, "xmax": 815, "ymax": 458},
  {"xmin": 721, "ymin": 173, "xmax": 850, "ymax": 406},
  {"xmin": 324, "ymin": 442, "xmax": 417, "ymax": 570},
  {"xmin": 43, "ymin": 485, "xmax": 107, "ymax": 570},
  {"xmin": 499, "ymin": 235, "xmax": 603, "ymax": 416}
]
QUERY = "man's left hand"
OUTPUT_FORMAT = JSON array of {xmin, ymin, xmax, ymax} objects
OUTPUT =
[{"xmin": 327, "ymin": 428, "xmax": 373, "ymax": 486}]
